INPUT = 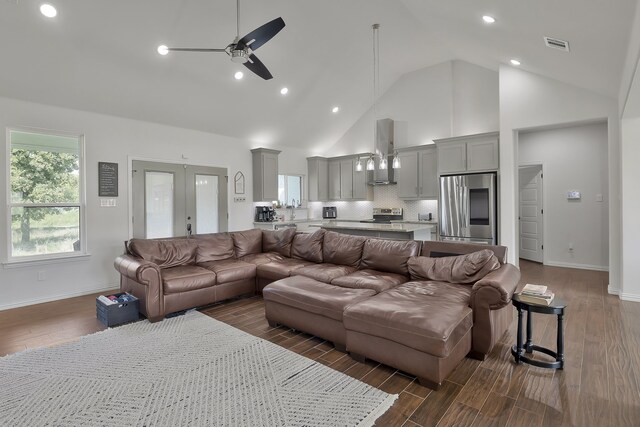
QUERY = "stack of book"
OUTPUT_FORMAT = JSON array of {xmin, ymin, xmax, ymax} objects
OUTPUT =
[{"xmin": 518, "ymin": 284, "xmax": 554, "ymax": 305}]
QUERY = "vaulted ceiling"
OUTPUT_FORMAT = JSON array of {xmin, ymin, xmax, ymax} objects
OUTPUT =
[{"xmin": 0, "ymin": 0, "xmax": 636, "ymax": 152}]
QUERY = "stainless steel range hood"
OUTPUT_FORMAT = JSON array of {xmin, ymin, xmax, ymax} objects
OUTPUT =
[{"xmin": 369, "ymin": 118, "xmax": 404, "ymax": 185}]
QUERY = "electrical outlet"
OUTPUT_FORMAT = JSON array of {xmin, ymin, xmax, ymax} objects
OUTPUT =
[
  {"xmin": 37, "ymin": 271, "xmax": 45, "ymax": 281},
  {"xmin": 233, "ymin": 196, "xmax": 246, "ymax": 203}
]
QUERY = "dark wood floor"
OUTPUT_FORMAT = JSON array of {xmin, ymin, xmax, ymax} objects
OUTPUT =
[{"xmin": 1, "ymin": 260, "xmax": 639, "ymax": 426}]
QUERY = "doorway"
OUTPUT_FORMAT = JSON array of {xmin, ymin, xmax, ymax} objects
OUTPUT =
[
  {"xmin": 518, "ymin": 165, "xmax": 543, "ymax": 263},
  {"xmin": 132, "ymin": 161, "xmax": 228, "ymax": 238}
]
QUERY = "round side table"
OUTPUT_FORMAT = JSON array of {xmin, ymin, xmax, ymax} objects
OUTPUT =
[{"xmin": 510, "ymin": 294, "xmax": 567, "ymax": 369}]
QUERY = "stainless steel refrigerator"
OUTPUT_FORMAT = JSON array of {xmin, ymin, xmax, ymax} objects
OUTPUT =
[{"xmin": 439, "ymin": 172, "xmax": 497, "ymax": 245}]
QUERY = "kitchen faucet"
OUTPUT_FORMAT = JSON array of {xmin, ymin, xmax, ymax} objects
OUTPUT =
[{"xmin": 290, "ymin": 199, "xmax": 296, "ymax": 220}]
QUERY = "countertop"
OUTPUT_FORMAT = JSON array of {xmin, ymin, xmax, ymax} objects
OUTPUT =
[{"xmin": 310, "ymin": 221, "xmax": 436, "ymax": 233}]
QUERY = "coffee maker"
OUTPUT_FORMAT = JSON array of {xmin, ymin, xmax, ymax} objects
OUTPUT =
[{"xmin": 255, "ymin": 206, "xmax": 275, "ymax": 222}]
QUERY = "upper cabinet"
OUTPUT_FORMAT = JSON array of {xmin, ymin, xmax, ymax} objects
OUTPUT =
[
  {"xmin": 251, "ymin": 148, "xmax": 280, "ymax": 201},
  {"xmin": 307, "ymin": 157, "xmax": 329, "ymax": 201},
  {"xmin": 435, "ymin": 132, "xmax": 499, "ymax": 174},
  {"xmin": 395, "ymin": 145, "xmax": 438, "ymax": 200},
  {"xmin": 319, "ymin": 155, "xmax": 372, "ymax": 201}
]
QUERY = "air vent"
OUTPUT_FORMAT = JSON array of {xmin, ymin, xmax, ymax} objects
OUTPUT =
[{"xmin": 544, "ymin": 36, "xmax": 570, "ymax": 52}]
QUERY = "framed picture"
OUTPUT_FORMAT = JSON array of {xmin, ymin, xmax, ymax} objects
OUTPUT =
[{"xmin": 234, "ymin": 171, "xmax": 245, "ymax": 194}]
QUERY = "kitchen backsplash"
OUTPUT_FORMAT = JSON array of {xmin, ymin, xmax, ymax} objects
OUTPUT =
[{"xmin": 308, "ymin": 186, "xmax": 438, "ymax": 221}]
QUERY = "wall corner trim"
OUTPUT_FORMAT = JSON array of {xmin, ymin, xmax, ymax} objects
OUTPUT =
[{"xmin": 607, "ymin": 285, "xmax": 620, "ymax": 295}]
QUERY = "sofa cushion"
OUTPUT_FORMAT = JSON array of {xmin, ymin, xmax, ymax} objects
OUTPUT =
[
  {"xmin": 240, "ymin": 252, "xmax": 285, "ymax": 265},
  {"xmin": 231, "ymin": 229, "xmax": 262, "ymax": 258},
  {"xmin": 162, "ymin": 265, "xmax": 216, "ymax": 294},
  {"xmin": 199, "ymin": 259, "xmax": 257, "ymax": 284},
  {"xmin": 291, "ymin": 229, "xmax": 324, "ymax": 263},
  {"xmin": 343, "ymin": 281, "xmax": 473, "ymax": 357},
  {"xmin": 194, "ymin": 232, "xmax": 235, "ymax": 263},
  {"xmin": 360, "ymin": 239, "xmax": 421, "ymax": 275},
  {"xmin": 408, "ymin": 249, "xmax": 500, "ymax": 284},
  {"xmin": 128, "ymin": 238, "xmax": 197, "ymax": 268},
  {"xmin": 257, "ymin": 258, "xmax": 314, "ymax": 282},
  {"xmin": 262, "ymin": 228, "xmax": 297, "ymax": 257},
  {"xmin": 331, "ymin": 269, "xmax": 407, "ymax": 293},
  {"xmin": 322, "ymin": 231, "xmax": 366, "ymax": 267},
  {"xmin": 292, "ymin": 263, "xmax": 357, "ymax": 283},
  {"xmin": 263, "ymin": 276, "xmax": 376, "ymax": 321}
]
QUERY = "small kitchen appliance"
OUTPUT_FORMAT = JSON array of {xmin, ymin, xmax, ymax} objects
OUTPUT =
[
  {"xmin": 322, "ymin": 206, "xmax": 337, "ymax": 219},
  {"xmin": 360, "ymin": 207, "xmax": 403, "ymax": 224},
  {"xmin": 255, "ymin": 206, "xmax": 275, "ymax": 222}
]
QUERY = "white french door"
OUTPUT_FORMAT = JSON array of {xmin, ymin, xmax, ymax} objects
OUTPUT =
[{"xmin": 132, "ymin": 161, "xmax": 228, "ymax": 238}]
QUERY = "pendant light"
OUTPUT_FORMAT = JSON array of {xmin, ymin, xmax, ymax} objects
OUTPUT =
[
  {"xmin": 355, "ymin": 23, "xmax": 399, "ymax": 172},
  {"xmin": 355, "ymin": 157, "xmax": 363, "ymax": 171},
  {"xmin": 392, "ymin": 151, "xmax": 401, "ymax": 169},
  {"xmin": 372, "ymin": 24, "xmax": 381, "ymax": 170}
]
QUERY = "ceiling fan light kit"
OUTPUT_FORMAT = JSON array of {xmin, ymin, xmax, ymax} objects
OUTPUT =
[{"xmin": 160, "ymin": 0, "xmax": 285, "ymax": 80}]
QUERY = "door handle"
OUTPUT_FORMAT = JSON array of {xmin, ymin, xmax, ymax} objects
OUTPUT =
[{"xmin": 187, "ymin": 223, "xmax": 192, "ymax": 236}]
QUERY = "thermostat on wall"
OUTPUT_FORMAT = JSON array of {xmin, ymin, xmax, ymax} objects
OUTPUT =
[{"xmin": 567, "ymin": 191, "xmax": 581, "ymax": 200}]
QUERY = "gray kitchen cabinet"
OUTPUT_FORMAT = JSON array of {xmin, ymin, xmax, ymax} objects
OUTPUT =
[
  {"xmin": 326, "ymin": 156, "xmax": 373, "ymax": 201},
  {"xmin": 339, "ymin": 159, "xmax": 354, "ymax": 200},
  {"xmin": 467, "ymin": 136, "xmax": 499, "ymax": 172},
  {"xmin": 307, "ymin": 157, "xmax": 329, "ymax": 201},
  {"xmin": 352, "ymin": 161, "xmax": 372, "ymax": 200},
  {"xmin": 251, "ymin": 148, "xmax": 280, "ymax": 201},
  {"xmin": 435, "ymin": 132, "xmax": 499, "ymax": 174},
  {"xmin": 328, "ymin": 160, "xmax": 341, "ymax": 200},
  {"xmin": 396, "ymin": 146, "xmax": 437, "ymax": 199}
]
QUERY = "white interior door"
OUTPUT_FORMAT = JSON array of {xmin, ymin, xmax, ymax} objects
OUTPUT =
[
  {"xmin": 132, "ymin": 161, "xmax": 228, "ymax": 238},
  {"xmin": 519, "ymin": 165, "xmax": 543, "ymax": 262}
]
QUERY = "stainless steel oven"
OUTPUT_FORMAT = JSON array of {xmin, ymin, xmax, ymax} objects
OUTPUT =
[{"xmin": 439, "ymin": 172, "xmax": 497, "ymax": 245}]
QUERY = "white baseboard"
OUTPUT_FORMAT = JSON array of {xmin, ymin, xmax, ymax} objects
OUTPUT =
[
  {"xmin": 544, "ymin": 261, "xmax": 609, "ymax": 272},
  {"xmin": 608, "ymin": 285, "xmax": 620, "ymax": 295},
  {"xmin": 620, "ymin": 293, "xmax": 640, "ymax": 303},
  {"xmin": 0, "ymin": 285, "xmax": 118, "ymax": 311}
]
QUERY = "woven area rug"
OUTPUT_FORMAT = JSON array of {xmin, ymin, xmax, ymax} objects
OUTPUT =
[{"xmin": 0, "ymin": 311, "xmax": 397, "ymax": 426}]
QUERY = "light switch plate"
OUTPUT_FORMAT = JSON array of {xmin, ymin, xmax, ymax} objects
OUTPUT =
[
  {"xmin": 596, "ymin": 194, "xmax": 603, "ymax": 202},
  {"xmin": 234, "ymin": 196, "xmax": 246, "ymax": 203}
]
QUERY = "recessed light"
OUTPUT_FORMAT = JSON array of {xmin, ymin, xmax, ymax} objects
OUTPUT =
[
  {"xmin": 40, "ymin": 3, "xmax": 57, "ymax": 18},
  {"xmin": 280, "ymin": 87, "xmax": 289, "ymax": 95},
  {"xmin": 157, "ymin": 45, "xmax": 169, "ymax": 56},
  {"xmin": 234, "ymin": 71, "xmax": 244, "ymax": 80},
  {"xmin": 332, "ymin": 106, "xmax": 340, "ymax": 113},
  {"xmin": 510, "ymin": 59, "xmax": 521, "ymax": 66},
  {"xmin": 482, "ymin": 15, "xmax": 496, "ymax": 24}
]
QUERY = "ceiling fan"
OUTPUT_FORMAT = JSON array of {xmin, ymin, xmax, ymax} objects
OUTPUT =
[{"xmin": 161, "ymin": 0, "xmax": 285, "ymax": 80}]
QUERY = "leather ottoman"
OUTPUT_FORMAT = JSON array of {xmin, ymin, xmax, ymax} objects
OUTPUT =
[
  {"xmin": 343, "ymin": 281, "xmax": 474, "ymax": 389},
  {"xmin": 263, "ymin": 276, "xmax": 376, "ymax": 350}
]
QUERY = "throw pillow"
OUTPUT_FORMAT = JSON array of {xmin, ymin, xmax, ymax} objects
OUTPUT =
[
  {"xmin": 262, "ymin": 228, "xmax": 297, "ymax": 257},
  {"xmin": 291, "ymin": 229, "xmax": 324, "ymax": 263},
  {"xmin": 408, "ymin": 249, "xmax": 500, "ymax": 284}
]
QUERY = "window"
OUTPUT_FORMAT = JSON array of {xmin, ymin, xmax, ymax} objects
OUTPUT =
[
  {"xmin": 7, "ymin": 129, "xmax": 85, "ymax": 260},
  {"xmin": 277, "ymin": 174, "xmax": 303, "ymax": 207}
]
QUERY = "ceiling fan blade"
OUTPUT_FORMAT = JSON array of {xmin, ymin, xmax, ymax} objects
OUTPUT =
[
  {"xmin": 237, "ymin": 17, "xmax": 285, "ymax": 51},
  {"xmin": 243, "ymin": 54, "xmax": 273, "ymax": 80},
  {"xmin": 167, "ymin": 48, "xmax": 227, "ymax": 53}
]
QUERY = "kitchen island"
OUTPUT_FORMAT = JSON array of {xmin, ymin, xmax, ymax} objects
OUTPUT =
[{"xmin": 310, "ymin": 221, "xmax": 435, "ymax": 240}]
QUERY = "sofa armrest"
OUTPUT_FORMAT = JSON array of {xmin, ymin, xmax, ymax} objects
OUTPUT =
[
  {"xmin": 468, "ymin": 263, "xmax": 520, "ymax": 357},
  {"xmin": 470, "ymin": 263, "xmax": 520, "ymax": 310},
  {"xmin": 114, "ymin": 254, "xmax": 164, "ymax": 321}
]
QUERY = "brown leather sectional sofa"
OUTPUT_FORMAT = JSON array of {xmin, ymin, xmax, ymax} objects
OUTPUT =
[{"xmin": 114, "ymin": 228, "xmax": 520, "ymax": 389}]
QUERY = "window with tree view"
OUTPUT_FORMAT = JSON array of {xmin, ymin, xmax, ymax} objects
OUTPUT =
[{"xmin": 9, "ymin": 130, "xmax": 84, "ymax": 259}]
